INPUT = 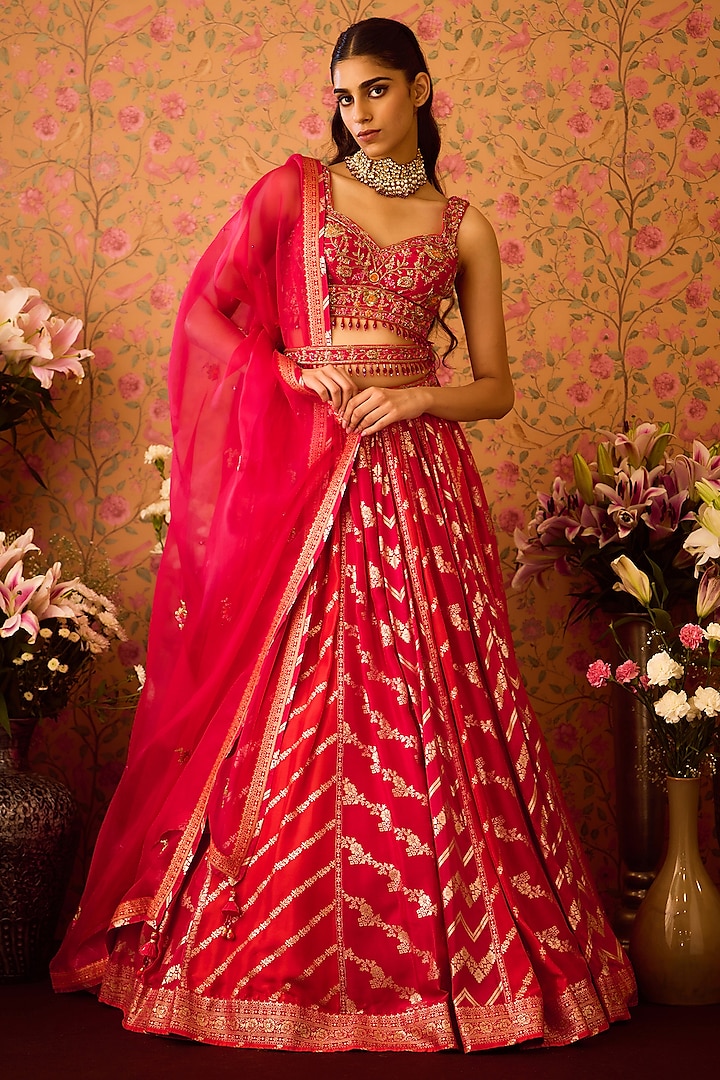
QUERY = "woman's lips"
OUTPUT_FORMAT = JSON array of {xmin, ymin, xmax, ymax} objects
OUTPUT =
[{"xmin": 357, "ymin": 129, "xmax": 380, "ymax": 142}]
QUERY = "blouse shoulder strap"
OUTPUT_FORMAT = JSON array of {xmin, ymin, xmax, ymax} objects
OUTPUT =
[{"xmin": 444, "ymin": 197, "xmax": 469, "ymax": 244}]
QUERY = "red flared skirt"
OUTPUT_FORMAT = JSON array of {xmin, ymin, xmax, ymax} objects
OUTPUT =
[{"xmin": 96, "ymin": 414, "xmax": 635, "ymax": 1050}]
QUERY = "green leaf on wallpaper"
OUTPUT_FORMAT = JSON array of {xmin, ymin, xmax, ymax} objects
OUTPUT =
[
  {"xmin": 157, "ymin": 254, "xmax": 167, "ymax": 274},
  {"xmin": 673, "ymin": 28, "xmax": 688, "ymax": 45},
  {"xmin": 692, "ymin": 252, "xmax": 703, "ymax": 273},
  {"xmin": 205, "ymin": 29, "xmax": 216, "ymax": 47},
  {"xmin": 547, "ymin": 378, "xmax": 562, "ymax": 392},
  {"xmin": 672, "ymin": 299, "xmax": 688, "ymax": 314},
  {"xmin": 695, "ymin": 387, "xmax": 710, "ymax": 402}
]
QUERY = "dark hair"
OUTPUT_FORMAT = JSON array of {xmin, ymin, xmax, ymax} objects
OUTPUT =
[
  {"xmin": 329, "ymin": 18, "xmax": 443, "ymax": 194},
  {"xmin": 329, "ymin": 19, "xmax": 457, "ymax": 358}
]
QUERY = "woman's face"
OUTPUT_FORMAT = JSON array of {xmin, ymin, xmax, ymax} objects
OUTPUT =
[{"xmin": 332, "ymin": 55, "xmax": 430, "ymax": 163}]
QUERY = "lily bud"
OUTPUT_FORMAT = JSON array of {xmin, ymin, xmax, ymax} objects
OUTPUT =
[
  {"xmin": 611, "ymin": 555, "xmax": 653, "ymax": 607},
  {"xmin": 697, "ymin": 571, "xmax": 720, "ymax": 620},
  {"xmin": 573, "ymin": 453, "xmax": 594, "ymax": 504},
  {"xmin": 596, "ymin": 441, "xmax": 614, "ymax": 481},
  {"xmin": 695, "ymin": 479, "xmax": 720, "ymax": 508}
]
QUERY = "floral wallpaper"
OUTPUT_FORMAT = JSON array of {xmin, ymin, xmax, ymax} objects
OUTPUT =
[{"xmin": 1, "ymin": 0, "xmax": 718, "ymax": 918}]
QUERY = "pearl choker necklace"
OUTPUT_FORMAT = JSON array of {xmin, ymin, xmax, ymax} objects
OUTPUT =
[{"xmin": 344, "ymin": 148, "xmax": 428, "ymax": 198}]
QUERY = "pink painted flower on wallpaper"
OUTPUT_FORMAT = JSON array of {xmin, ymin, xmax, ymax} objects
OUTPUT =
[
  {"xmin": 697, "ymin": 88, "xmax": 720, "ymax": 117},
  {"xmin": 496, "ymin": 460, "xmax": 520, "ymax": 486},
  {"xmin": 281, "ymin": 68, "xmax": 299, "ymax": 86},
  {"xmin": 495, "ymin": 192, "xmax": 520, "ymax": 221},
  {"xmin": 496, "ymin": 507, "xmax": 525, "ymax": 534},
  {"xmin": 91, "ymin": 79, "xmax": 114, "ymax": 102},
  {"xmin": 686, "ymin": 279, "xmax": 711, "ymax": 309},
  {"xmin": 439, "ymin": 153, "xmax": 468, "ymax": 181},
  {"xmin": 499, "ymin": 239, "xmax": 525, "ymax": 267},
  {"xmin": 685, "ymin": 127, "xmax": 708, "ymax": 151},
  {"xmin": 521, "ymin": 81, "xmax": 545, "ymax": 105},
  {"xmin": 589, "ymin": 352, "xmax": 613, "ymax": 379},
  {"xmin": 625, "ymin": 150, "xmax": 654, "ymax": 179},
  {"xmin": 553, "ymin": 723, "xmax": 578, "ymax": 751},
  {"xmin": 33, "ymin": 114, "xmax": 59, "ymax": 141},
  {"xmin": 106, "ymin": 54, "xmax": 124, "ymax": 72},
  {"xmin": 576, "ymin": 163, "xmax": 607, "ymax": 193},
  {"xmin": 99, "ymin": 227, "xmax": 132, "ymax": 259},
  {"xmin": 552, "ymin": 185, "xmax": 578, "ymax": 213},
  {"xmin": 91, "ymin": 346, "xmax": 114, "ymax": 370},
  {"xmin": 150, "ymin": 398, "xmax": 170, "ymax": 422},
  {"xmin": 625, "ymin": 344, "xmax": 648, "ymax": 369},
  {"xmin": 521, "ymin": 618, "xmax": 545, "ymax": 641},
  {"xmin": 566, "ymin": 80, "xmax": 585, "ymax": 102},
  {"xmin": 417, "ymin": 11, "xmax": 443, "ymax": 41},
  {"xmin": 161, "ymin": 92, "xmax": 187, "ymax": 120},
  {"xmin": 653, "ymin": 102, "xmax": 680, "ymax": 130},
  {"xmin": 297, "ymin": 81, "xmax": 317, "ymax": 103},
  {"xmin": 91, "ymin": 420, "xmax": 120, "ymax": 447},
  {"xmin": 687, "ymin": 8, "xmax": 712, "ymax": 38},
  {"xmin": 149, "ymin": 131, "xmax": 172, "ymax": 154},
  {"xmin": 118, "ymin": 372, "xmax": 144, "ymax": 400},
  {"xmin": 55, "ymin": 86, "xmax": 80, "ymax": 112},
  {"xmin": 633, "ymin": 224, "xmax": 665, "ymax": 256},
  {"xmin": 567, "ymin": 648, "xmax": 592, "ymax": 673},
  {"xmin": 321, "ymin": 85, "xmax": 337, "ymax": 111},
  {"xmin": 625, "ymin": 76, "xmax": 649, "ymax": 98},
  {"xmin": 32, "ymin": 82, "xmax": 49, "ymax": 101},
  {"xmin": 173, "ymin": 211, "xmax": 197, "ymax": 236},
  {"xmin": 432, "ymin": 89, "xmax": 454, "ymax": 119},
  {"xmin": 150, "ymin": 13, "xmax": 176, "ymax": 42},
  {"xmin": 99, "ymin": 494, "xmax": 131, "ymax": 525},
  {"xmin": 522, "ymin": 349, "xmax": 543, "ymax": 373},
  {"xmin": 567, "ymin": 111, "xmax": 594, "ymax": 137},
  {"xmin": 697, "ymin": 357, "xmax": 720, "ymax": 386},
  {"xmin": 653, "ymin": 371, "xmax": 680, "ymax": 399},
  {"xmin": 91, "ymin": 153, "xmax": 119, "ymax": 181},
  {"xmin": 589, "ymin": 83, "xmax": 614, "ymax": 110},
  {"xmin": 18, "ymin": 187, "xmax": 44, "ymax": 214},
  {"xmin": 118, "ymin": 105, "xmax": 145, "ymax": 132},
  {"xmin": 149, "ymin": 282, "xmax": 176, "ymax": 310},
  {"xmin": 255, "ymin": 83, "xmax": 277, "ymax": 105},
  {"xmin": 172, "ymin": 155, "xmax": 200, "ymax": 182},
  {"xmin": 685, "ymin": 397, "xmax": 707, "ymax": 421},
  {"xmin": 567, "ymin": 379, "xmax": 593, "ymax": 404},
  {"xmin": 299, "ymin": 113, "xmax": 325, "ymax": 140}
]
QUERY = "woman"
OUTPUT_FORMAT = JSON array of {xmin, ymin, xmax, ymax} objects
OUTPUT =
[{"xmin": 51, "ymin": 19, "xmax": 635, "ymax": 1051}]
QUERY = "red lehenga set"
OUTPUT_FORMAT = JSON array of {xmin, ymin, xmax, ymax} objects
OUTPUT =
[{"xmin": 51, "ymin": 155, "xmax": 635, "ymax": 1050}]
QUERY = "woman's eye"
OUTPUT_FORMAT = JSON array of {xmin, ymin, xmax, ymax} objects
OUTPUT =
[
  {"xmin": 369, "ymin": 85, "xmax": 386, "ymax": 98},
  {"xmin": 337, "ymin": 95, "xmax": 352, "ymax": 107}
]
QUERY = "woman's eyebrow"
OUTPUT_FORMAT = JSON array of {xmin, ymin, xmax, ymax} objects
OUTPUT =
[{"xmin": 333, "ymin": 76, "xmax": 392, "ymax": 95}]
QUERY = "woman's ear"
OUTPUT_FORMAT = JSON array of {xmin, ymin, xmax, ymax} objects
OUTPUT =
[{"xmin": 412, "ymin": 72, "xmax": 431, "ymax": 108}]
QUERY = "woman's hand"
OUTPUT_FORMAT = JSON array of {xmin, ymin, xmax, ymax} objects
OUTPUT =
[
  {"xmin": 341, "ymin": 386, "xmax": 431, "ymax": 436},
  {"xmin": 299, "ymin": 365, "xmax": 359, "ymax": 412}
]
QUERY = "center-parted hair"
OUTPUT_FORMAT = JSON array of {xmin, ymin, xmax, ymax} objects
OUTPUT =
[{"xmin": 329, "ymin": 18, "xmax": 444, "ymax": 194}]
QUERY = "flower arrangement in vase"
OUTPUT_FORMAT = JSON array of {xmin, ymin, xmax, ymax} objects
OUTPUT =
[
  {"xmin": 0, "ymin": 276, "xmax": 92, "ymax": 451},
  {"xmin": 584, "ymin": 482, "xmax": 720, "ymax": 1004},
  {"xmin": 0, "ymin": 528, "xmax": 125, "ymax": 732}
]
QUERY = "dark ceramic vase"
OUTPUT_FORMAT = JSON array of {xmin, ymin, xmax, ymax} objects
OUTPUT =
[{"xmin": 0, "ymin": 718, "xmax": 77, "ymax": 980}]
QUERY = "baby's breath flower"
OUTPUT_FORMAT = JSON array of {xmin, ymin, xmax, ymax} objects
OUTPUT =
[
  {"xmin": 58, "ymin": 663, "xmax": 69, "ymax": 673},
  {"xmin": 21, "ymin": 652, "xmax": 34, "ymax": 661},
  {"xmin": 68, "ymin": 631, "xmax": 80, "ymax": 642},
  {"xmin": 58, "ymin": 626, "xmax": 70, "ymax": 638},
  {"xmin": 12, "ymin": 656, "xmax": 23, "ymax": 665},
  {"xmin": 23, "ymin": 691, "xmax": 33, "ymax": 701},
  {"xmin": 39, "ymin": 627, "xmax": 53, "ymax": 639},
  {"xmin": 47, "ymin": 657, "xmax": 60, "ymax": 671}
]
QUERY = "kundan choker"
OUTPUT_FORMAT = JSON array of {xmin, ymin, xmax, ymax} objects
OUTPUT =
[{"xmin": 345, "ymin": 148, "xmax": 428, "ymax": 198}]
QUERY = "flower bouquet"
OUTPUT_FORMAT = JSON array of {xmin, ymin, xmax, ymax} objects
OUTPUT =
[
  {"xmin": 0, "ymin": 529, "xmax": 126, "ymax": 733},
  {"xmin": 0, "ymin": 276, "xmax": 92, "ymax": 442},
  {"xmin": 513, "ymin": 422, "xmax": 720, "ymax": 622},
  {"xmin": 585, "ymin": 474, "xmax": 720, "ymax": 778}
]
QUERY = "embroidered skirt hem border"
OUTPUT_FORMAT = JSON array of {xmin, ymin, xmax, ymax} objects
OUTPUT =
[{"xmin": 92, "ymin": 960, "xmax": 634, "ymax": 1052}]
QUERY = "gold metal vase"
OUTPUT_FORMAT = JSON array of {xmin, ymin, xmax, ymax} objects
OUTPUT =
[{"xmin": 629, "ymin": 776, "xmax": 720, "ymax": 1004}]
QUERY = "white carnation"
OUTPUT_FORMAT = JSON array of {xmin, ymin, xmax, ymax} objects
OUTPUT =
[
  {"xmin": 144, "ymin": 444, "xmax": 173, "ymax": 465},
  {"xmin": 691, "ymin": 685, "xmax": 720, "ymax": 717},
  {"xmin": 704, "ymin": 622, "xmax": 720, "ymax": 641},
  {"xmin": 646, "ymin": 651, "xmax": 684, "ymax": 687},
  {"xmin": 654, "ymin": 689, "xmax": 692, "ymax": 724}
]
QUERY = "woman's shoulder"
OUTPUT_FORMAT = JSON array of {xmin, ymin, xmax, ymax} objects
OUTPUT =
[{"xmin": 456, "ymin": 203, "xmax": 499, "ymax": 250}]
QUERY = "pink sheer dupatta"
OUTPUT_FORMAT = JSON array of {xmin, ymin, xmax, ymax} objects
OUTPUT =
[{"xmin": 52, "ymin": 156, "xmax": 360, "ymax": 988}]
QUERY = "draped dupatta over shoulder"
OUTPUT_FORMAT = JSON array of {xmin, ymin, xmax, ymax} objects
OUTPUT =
[{"xmin": 52, "ymin": 155, "xmax": 361, "ymax": 989}]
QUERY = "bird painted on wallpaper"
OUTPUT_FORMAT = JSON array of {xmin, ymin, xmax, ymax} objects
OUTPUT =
[
  {"xmin": 504, "ymin": 291, "xmax": 532, "ymax": 321},
  {"xmin": 499, "ymin": 22, "xmax": 532, "ymax": 54}
]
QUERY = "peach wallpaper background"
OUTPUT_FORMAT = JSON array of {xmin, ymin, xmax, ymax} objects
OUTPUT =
[{"xmin": 1, "ymin": 0, "xmax": 719, "ymax": 913}]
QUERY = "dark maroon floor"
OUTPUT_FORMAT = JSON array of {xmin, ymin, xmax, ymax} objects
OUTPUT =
[{"xmin": 2, "ymin": 978, "xmax": 716, "ymax": 1080}]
